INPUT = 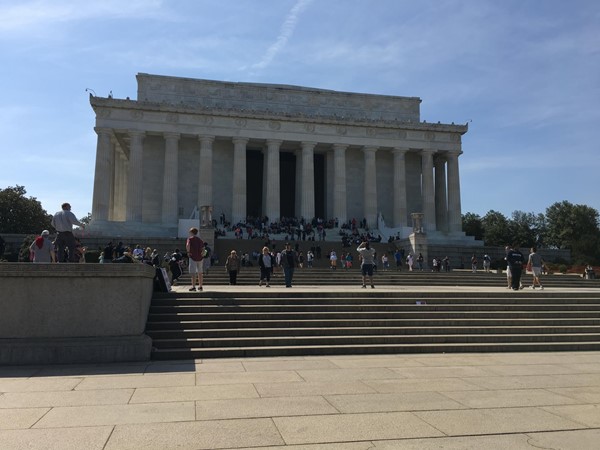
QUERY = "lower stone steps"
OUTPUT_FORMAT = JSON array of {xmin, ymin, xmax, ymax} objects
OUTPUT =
[{"xmin": 146, "ymin": 290, "xmax": 600, "ymax": 359}]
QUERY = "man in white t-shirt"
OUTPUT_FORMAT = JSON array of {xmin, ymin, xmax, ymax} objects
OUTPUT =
[{"xmin": 357, "ymin": 241, "xmax": 376, "ymax": 288}]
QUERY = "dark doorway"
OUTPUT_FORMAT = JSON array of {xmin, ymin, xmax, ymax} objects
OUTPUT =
[
  {"xmin": 279, "ymin": 152, "xmax": 296, "ymax": 218},
  {"xmin": 314, "ymin": 153, "xmax": 325, "ymax": 219},
  {"xmin": 246, "ymin": 149, "xmax": 263, "ymax": 218}
]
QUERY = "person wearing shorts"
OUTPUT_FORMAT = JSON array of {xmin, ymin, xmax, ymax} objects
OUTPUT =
[
  {"xmin": 357, "ymin": 241, "xmax": 376, "ymax": 288},
  {"xmin": 186, "ymin": 227, "xmax": 204, "ymax": 291},
  {"xmin": 527, "ymin": 247, "xmax": 545, "ymax": 289}
]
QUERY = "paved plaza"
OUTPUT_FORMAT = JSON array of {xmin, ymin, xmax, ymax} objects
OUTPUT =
[{"xmin": 1, "ymin": 348, "xmax": 600, "ymax": 449}]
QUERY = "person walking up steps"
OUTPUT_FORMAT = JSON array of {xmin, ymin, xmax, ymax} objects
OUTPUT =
[
  {"xmin": 357, "ymin": 240, "xmax": 376, "ymax": 288},
  {"xmin": 186, "ymin": 227, "xmax": 204, "ymax": 291},
  {"xmin": 527, "ymin": 246, "xmax": 545, "ymax": 290}
]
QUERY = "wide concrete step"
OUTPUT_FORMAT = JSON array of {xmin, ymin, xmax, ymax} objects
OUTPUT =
[
  {"xmin": 146, "ymin": 318, "xmax": 600, "ymax": 331},
  {"xmin": 152, "ymin": 332, "xmax": 600, "ymax": 349},
  {"xmin": 151, "ymin": 341, "xmax": 600, "ymax": 359},
  {"xmin": 146, "ymin": 289, "xmax": 600, "ymax": 359},
  {"xmin": 150, "ymin": 303, "xmax": 600, "ymax": 313},
  {"xmin": 147, "ymin": 325, "xmax": 600, "ymax": 339}
]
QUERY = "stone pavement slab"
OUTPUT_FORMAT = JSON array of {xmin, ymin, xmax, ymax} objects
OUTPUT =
[
  {"xmin": 196, "ymin": 370, "xmax": 303, "ymax": 385},
  {"xmin": 441, "ymin": 388, "xmax": 582, "ymax": 408},
  {"xmin": 0, "ymin": 426, "xmax": 112, "ymax": 450},
  {"xmin": 0, "ymin": 407, "xmax": 49, "ymax": 429},
  {"xmin": 296, "ymin": 367, "xmax": 403, "ymax": 382},
  {"xmin": 325, "ymin": 391, "xmax": 466, "ymax": 413},
  {"xmin": 255, "ymin": 380, "xmax": 377, "ymax": 397},
  {"xmin": 548, "ymin": 386, "xmax": 600, "ymax": 403},
  {"xmin": 541, "ymin": 404, "xmax": 600, "ymax": 427},
  {"xmin": 242, "ymin": 359, "xmax": 341, "ymax": 372},
  {"xmin": 33, "ymin": 402, "xmax": 195, "ymax": 428},
  {"xmin": 364, "ymin": 377, "xmax": 482, "ymax": 393},
  {"xmin": 329, "ymin": 357, "xmax": 427, "ymax": 368},
  {"xmin": 389, "ymin": 365, "xmax": 497, "ymax": 378},
  {"xmin": 75, "ymin": 373, "xmax": 195, "ymax": 390},
  {"xmin": 414, "ymin": 406, "xmax": 585, "ymax": 435},
  {"xmin": 195, "ymin": 395, "xmax": 338, "ymax": 420},
  {"xmin": 273, "ymin": 411, "xmax": 444, "ymax": 444},
  {"xmin": 104, "ymin": 418, "xmax": 285, "ymax": 450},
  {"xmin": 0, "ymin": 377, "xmax": 82, "ymax": 393},
  {"xmin": 0, "ymin": 388, "xmax": 134, "ymax": 408},
  {"xmin": 129, "ymin": 384, "xmax": 259, "ymax": 403}
]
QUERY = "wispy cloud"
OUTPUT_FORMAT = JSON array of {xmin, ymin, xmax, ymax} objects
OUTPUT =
[
  {"xmin": 0, "ymin": 0, "xmax": 164, "ymax": 35},
  {"xmin": 250, "ymin": 0, "xmax": 313, "ymax": 70}
]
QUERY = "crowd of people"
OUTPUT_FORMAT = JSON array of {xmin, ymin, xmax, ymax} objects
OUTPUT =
[{"xmin": 24, "ymin": 203, "xmax": 596, "ymax": 293}]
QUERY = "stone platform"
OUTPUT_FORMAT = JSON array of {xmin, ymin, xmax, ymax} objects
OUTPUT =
[{"xmin": 1, "ymin": 350, "xmax": 599, "ymax": 449}]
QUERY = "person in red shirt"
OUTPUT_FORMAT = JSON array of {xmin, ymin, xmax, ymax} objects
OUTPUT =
[{"xmin": 186, "ymin": 227, "xmax": 204, "ymax": 291}]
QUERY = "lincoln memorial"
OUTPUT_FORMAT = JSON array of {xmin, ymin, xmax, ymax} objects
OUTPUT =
[{"xmin": 88, "ymin": 73, "xmax": 472, "ymax": 243}]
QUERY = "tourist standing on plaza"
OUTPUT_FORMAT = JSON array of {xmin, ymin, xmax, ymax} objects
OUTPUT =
[
  {"xmin": 381, "ymin": 254, "xmax": 390, "ymax": 271},
  {"xmin": 406, "ymin": 253, "xmax": 414, "ymax": 271},
  {"xmin": 417, "ymin": 253, "xmax": 424, "ymax": 271},
  {"xmin": 394, "ymin": 249, "xmax": 403, "ymax": 271},
  {"xmin": 330, "ymin": 250, "xmax": 337, "ymax": 269},
  {"xmin": 306, "ymin": 250, "xmax": 314, "ymax": 268},
  {"xmin": 258, "ymin": 246, "xmax": 274, "ymax": 287},
  {"xmin": 29, "ymin": 230, "xmax": 56, "ymax": 263},
  {"xmin": 51, "ymin": 202, "xmax": 84, "ymax": 262},
  {"xmin": 483, "ymin": 254, "xmax": 491, "ymax": 273},
  {"xmin": 471, "ymin": 254, "xmax": 478, "ymax": 273},
  {"xmin": 225, "ymin": 250, "xmax": 241, "ymax": 285},
  {"xmin": 506, "ymin": 244, "xmax": 525, "ymax": 291},
  {"xmin": 280, "ymin": 243, "xmax": 298, "ymax": 288},
  {"xmin": 527, "ymin": 247, "xmax": 545, "ymax": 290},
  {"xmin": 357, "ymin": 241, "xmax": 376, "ymax": 288},
  {"xmin": 186, "ymin": 227, "xmax": 204, "ymax": 292}
]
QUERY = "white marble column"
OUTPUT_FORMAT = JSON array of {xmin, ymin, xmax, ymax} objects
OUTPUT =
[
  {"xmin": 108, "ymin": 138, "xmax": 116, "ymax": 221},
  {"xmin": 446, "ymin": 150, "xmax": 463, "ymax": 233},
  {"xmin": 420, "ymin": 149, "xmax": 436, "ymax": 232},
  {"xmin": 363, "ymin": 146, "xmax": 378, "ymax": 227},
  {"xmin": 162, "ymin": 132, "xmax": 180, "ymax": 225},
  {"xmin": 126, "ymin": 130, "xmax": 144, "ymax": 222},
  {"xmin": 91, "ymin": 127, "xmax": 113, "ymax": 221},
  {"xmin": 114, "ymin": 148, "xmax": 127, "ymax": 221},
  {"xmin": 265, "ymin": 139, "xmax": 282, "ymax": 222},
  {"xmin": 231, "ymin": 137, "xmax": 248, "ymax": 224},
  {"xmin": 332, "ymin": 144, "xmax": 347, "ymax": 223},
  {"xmin": 295, "ymin": 150, "xmax": 302, "ymax": 217},
  {"xmin": 300, "ymin": 141, "xmax": 316, "ymax": 220},
  {"xmin": 391, "ymin": 147, "xmax": 408, "ymax": 228},
  {"xmin": 197, "ymin": 135, "xmax": 215, "ymax": 209},
  {"xmin": 434, "ymin": 155, "xmax": 448, "ymax": 232}
]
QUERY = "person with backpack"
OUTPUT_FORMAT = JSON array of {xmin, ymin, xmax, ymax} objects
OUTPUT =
[{"xmin": 186, "ymin": 228, "xmax": 204, "ymax": 292}]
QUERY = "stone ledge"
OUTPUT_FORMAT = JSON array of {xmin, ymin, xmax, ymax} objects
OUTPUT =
[{"xmin": 0, "ymin": 335, "xmax": 151, "ymax": 365}]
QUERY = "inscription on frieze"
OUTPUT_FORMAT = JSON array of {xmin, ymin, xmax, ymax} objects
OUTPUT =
[{"xmin": 137, "ymin": 74, "xmax": 421, "ymax": 122}]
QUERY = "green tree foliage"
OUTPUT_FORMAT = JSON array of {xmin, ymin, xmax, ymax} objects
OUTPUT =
[
  {"xmin": 545, "ymin": 201, "xmax": 600, "ymax": 264},
  {"xmin": 462, "ymin": 212, "xmax": 484, "ymax": 240},
  {"xmin": 481, "ymin": 210, "xmax": 513, "ymax": 247},
  {"xmin": 0, "ymin": 186, "xmax": 52, "ymax": 234},
  {"xmin": 510, "ymin": 210, "xmax": 544, "ymax": 248}
]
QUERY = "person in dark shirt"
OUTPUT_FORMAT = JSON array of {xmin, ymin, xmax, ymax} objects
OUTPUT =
[
  {"xmin": 280, "ymin": 243, "xmax": 298, "ymax": 288},
  {"xmin": 506, "ymin": 244, "xmax": 525, "ymax": 291}
]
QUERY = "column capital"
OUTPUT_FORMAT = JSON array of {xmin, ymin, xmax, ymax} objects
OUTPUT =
[
  {"xmin": 163, "ymin": 132, "xmax": 180, "ymax": 140},
  {"xmin": 391, "ymin": 147, "xmax": 409, "ymax": 155},
  {"xmin": 445, "ymin": 149, "xmax": 463, "ymax": 159},
  {"xmin": 266, "ymin": 139, "xmax": 283, "ymax": 147},
  {"xmin": 94, "ymin": 127, "xmax": 112, "ymax": 136},
  {"xmin": 301, "ymin": 141, "xmax": 317, "ymax": 150},
  {"xmin": 128, "ymin": 129, "xmax": 145, "ymax": 138},
  {"xmin": 362, "ymin": 146, "xmax": 378, "ymax": 155},
  {"xmin": 420, "ymin": 148, "xmax": 436, "ymax": 156},
  {"xmin": 198, "ymin": 135, "xmax": 215, "ymax": 145},
  {"xmin": 232, "ymin": 137, "xmax": 249, "ymax": 146}
]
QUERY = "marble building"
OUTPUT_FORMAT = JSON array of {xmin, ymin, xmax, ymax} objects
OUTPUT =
[{"xmin": 88, "ymin": 73, "xmax": 470, "ymax": 240}]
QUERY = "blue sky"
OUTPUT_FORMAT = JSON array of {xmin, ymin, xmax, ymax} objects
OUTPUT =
[{"xmin": 1, "ymin": 0, "xmax": 599, "ymax": 222}]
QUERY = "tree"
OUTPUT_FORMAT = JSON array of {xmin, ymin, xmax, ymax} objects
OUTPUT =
[
  {"xmin": 462, "ymin": 212, "xmax": 484, "ymax": 241},
  {"xmin": 510, "ymin": 211, "xmax": 539, "ymax": 248},
  {"xmin": 545, "ymin": 201, "xmax": 600, "ymax": 264},
  {"xmin": 0, "ymin": 186, "xmax": 53, "ymax": 234},
  {"xmin": 481, "ymin": 210, "xmax": 513, "ymax": 247}
]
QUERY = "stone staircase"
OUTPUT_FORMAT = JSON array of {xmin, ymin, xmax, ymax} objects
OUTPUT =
[{"xmin": 146, "ymin": 271, "xmax": 600, "ymax": 360}]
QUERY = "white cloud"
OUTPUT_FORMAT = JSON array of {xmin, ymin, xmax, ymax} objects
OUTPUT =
[{"xmin": 250, "ymin": 0, "xmax": 313, "ymax": 71}]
